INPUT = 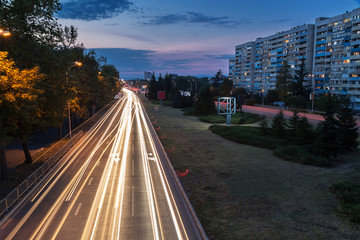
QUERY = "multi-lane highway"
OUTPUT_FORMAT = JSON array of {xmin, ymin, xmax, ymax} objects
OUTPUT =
[{"xmin": 0, "ymin": 89, "xmax": 206, "ymax": 240}]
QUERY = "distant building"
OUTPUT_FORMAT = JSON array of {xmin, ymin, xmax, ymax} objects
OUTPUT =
[
  {"xmin": 229, "ymin": 57, "xmax": 235, "ymax": 82},
  {"xmin": 144, "ymin": 71, "xmax": 152, "ymax": 81},
  {"xmin": 230, "ymin": 8, "xmax": 360, "ymax": 110},
  {"xmin": 232, "ymin": 24, "xmax": 315, "ymax": 92}
]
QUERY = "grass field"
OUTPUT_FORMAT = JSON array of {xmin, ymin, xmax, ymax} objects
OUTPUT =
[{"xmin": 142, "ymin": 97, "xmax": 360, "ymax": 239}]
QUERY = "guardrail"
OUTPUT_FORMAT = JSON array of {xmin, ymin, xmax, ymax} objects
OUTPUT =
[{"xmin": 0, "ymin": 131, "xmax": 83, "ymax": 217}]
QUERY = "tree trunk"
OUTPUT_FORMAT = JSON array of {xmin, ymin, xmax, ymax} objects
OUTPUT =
[
  {"xmin": 0, "ymin": 143, "xmax": 8, "ymax": 180},
  {"xmin": 22, "ymin": 141, "xmax": 32, "ymax": 164},
  {"xmin": 58, "ymin": 124, "xmax": 62, "ymax": 140}
]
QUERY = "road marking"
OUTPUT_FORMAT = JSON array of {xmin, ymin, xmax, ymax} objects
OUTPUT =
[
  {"xmin": 132, "ymin": 159, "xmax": 134, "ymax": 176},
  {"xmin": 74, "ymin": 203, "xmax": 83, "ymax": 216},
  {"xmin": 132, "ymin": 185, "xmax": 134, "ymax": 217},
  {"xmin": 88, "ymin": 177, "xmax": 93, "ymax": 185},
  {"xmin": 96, "ymin": 161, "xmax": 100, "ymax": 167}
]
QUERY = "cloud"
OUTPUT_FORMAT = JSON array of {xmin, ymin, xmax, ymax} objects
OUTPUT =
[
  {"xmin": 90, "ymin": 48, "xmax": 230, "ymax": 79},
  {"xmin": 58, "ymin": 0, "xmax": 134, "ymax": 21},
  {"xmin": 143, "ymin": 12, "xmax": 248, "ymax": 27}
]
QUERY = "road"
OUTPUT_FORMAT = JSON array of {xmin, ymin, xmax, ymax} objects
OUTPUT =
[
  {"xmin": 0, "ymin": 89, "xmax": 206, "ymax": 240},
  {"xmin": 241, "ymin": 105, "xmax": 360, "ymax": 127}
]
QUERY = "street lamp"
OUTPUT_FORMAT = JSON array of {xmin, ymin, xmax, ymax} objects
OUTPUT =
[
  {"xmin": 0, "ymin": 29, "xmax": 11, "ymax": 37},
  {"xmin": 310, "ymin": 74, "xmax": 315, "ymax": 112},
  {"xmin": 66, "ymin": 61, "xmax": 82, "ymax": 139}
]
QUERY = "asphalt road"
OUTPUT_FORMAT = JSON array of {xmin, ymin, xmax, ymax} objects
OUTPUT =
[
  {"xmin": 242, "ymin": 105, "xmax": 360, "ymax": 127},
  {"xmin": 0, "ymin": 89, "xmax": 206, "ymax": 240}
]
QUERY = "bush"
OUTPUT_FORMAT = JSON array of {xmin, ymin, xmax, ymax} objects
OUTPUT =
[
  {"xmin": 274, "ymin": 145, "xmax": 329, "ymax": 166},
  {"xmin": 200, "ymin": 115, "xmax": 225, "ymax": 123},
  {"xmin": 199, "ymin": 112, "xmax": 261, "ymax": 124},
  {"xmin": 209, "ymin": 125, "xmax": 283, "ymax": 149},
  {"xmin": 237, "ymin": 112, "xmax": 262, "ymax": 124},
  {"xmin": 245, "ymin": 98, "xmax": 256, "ymax": 106},
  {"xmin": 330, "ymin": 181, "xmax": 360, "ymax": 223}
]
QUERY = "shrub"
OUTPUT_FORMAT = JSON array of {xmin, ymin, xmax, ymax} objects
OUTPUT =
[
  {"xmin": 209, "ymin": 125, "xmax": 282, "ymax": 149},
  {"xmin": 274, "ymin": 145, "xmax": 329, "ymax": 166},
  {"xmin": 237, "ymin": 112, "xmax": 262, "ymax": 124},
  {"xmin": 271, "ymin": 110, "xmax": 287, "ymax": 137},
  {"xmin": 245, "ymin": 98, "xmax": 256, "ymax": 106},
  {"xmin": 258, "ymin": 115, "xmax": 268, "ymax": 136}
]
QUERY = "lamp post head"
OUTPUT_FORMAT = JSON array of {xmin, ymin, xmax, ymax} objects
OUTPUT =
[
  {"xmin": 0, "ymin": 29, "xmax": 11, "ymax": 37},
  {"xmin": 74, "ymin": 61, "xmax": 82, "ymax": 66}
]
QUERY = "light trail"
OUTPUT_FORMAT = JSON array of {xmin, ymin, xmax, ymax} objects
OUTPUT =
[
  {"xmin": 1, "ymin": 89, "xmax": 207, "ymax": 240},
  {"xmin": 136, "ymin": 95, "xmax": 187, "ymax": 240}
]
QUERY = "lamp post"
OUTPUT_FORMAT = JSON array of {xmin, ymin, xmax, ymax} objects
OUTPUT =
[
  {"xmin": 311, "ymin": 74, "xmax": 315, "ymax": 112},
  {"xmin": 66, "ymin": 61, "xmax": 82, "ymax": 139},
  {"xmin": 0, "ymin": 29, "xmax": 11, "ymax": 37}
]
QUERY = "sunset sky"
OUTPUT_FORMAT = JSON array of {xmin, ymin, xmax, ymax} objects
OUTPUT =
[{"xmin": 57, "ymin": 0, "xmax": 360, "ymax": 79}]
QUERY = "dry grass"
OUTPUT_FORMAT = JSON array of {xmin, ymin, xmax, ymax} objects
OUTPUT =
[{"xmin": 142, "ymin": 97, "xmax": 360, "ymax": 240}]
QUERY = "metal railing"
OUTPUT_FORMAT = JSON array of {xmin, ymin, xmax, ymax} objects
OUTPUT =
[{"xmin": 0, "ymin": 131, "xmax": 83, "ymax": 217}]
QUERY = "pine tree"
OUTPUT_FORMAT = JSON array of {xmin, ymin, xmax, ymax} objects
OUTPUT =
[
  {"xmin": 276, "ymin": 60, "xmax": 293, "ymax": 101},
  {"xmin": 337, "ymin": 98, "xmax": 359, "ymax": 152},
  {"xmin": 271, "ymin": 110, "xmax": 287, "ymax": 137},
  {"xmin": 158, "ymin": 73, "xmax": 164, "ymax": 91},
  {"xmin": 297, "ymin": 117, "xmax": 313, "ymax": 145},
  {"xmin": 147, "ymin": 72, "xmax": 158, "ymax": 100},
  {"xmin": 315, "ymin": 94, "xmax": 341, "ymax": 159},
  {"xmin": 290, "ymin": 57, "xmax": 310, "ymax": 97},
  {"xmin": 258, "ymin": 115, "xmax": 268, "ymax": 136},
  {"xmin": 194, "ymin": 85, "xmax": 216, "ymax": 115},
  {"xmin": 289, "ymin": 109, "xmax": 301, "ymax": 132}
]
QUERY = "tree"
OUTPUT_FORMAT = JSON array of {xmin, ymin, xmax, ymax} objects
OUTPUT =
[
  {"xmin": 315, "ymin": 94, "xmax": 341, "ymax": 159},
  {"xmin": 220, "ymin": 78, "xmax": 233, "ymax": 97},
  {"xmin": 0, "ymin": 51, "xmax": 44, "ymax": 166},
  {"xmin": 288, "ymin": 109, "xmax": 301, "ymax": 132},
  {"xmin": 296, "ymin": 117, "xmax": 313, "ymax": 145},
  {"xmin": 276, "ymin": 60, "xmax": 292, "ymax": 101},
  {"xmin": 194, "ymin": 85, "xmax": 216, "ymax": 115},
  {"xmin": 271, "ymin": 110, "xmax": 287, "ymax": 137},
  {"xmin": 158, "ymin": 73, "xmax": 164, "ymax": 91},
  {"xmin": 0, "ymin": 0, "xmax": 62, "ymax": 68},
  {"xmin": 258, "ymin": 115, "xmax": 268, "ymax": 136},
  {"xmin": 163, "ymin": 73, "xmax": 173, "ymax": 99},
  {"xmin": 337, "ymin": 98, "xmax": 359, "ymax": 152},
  {"xmin": 147, "ymin": 72, "xmax": 158, "ymax": 100},
  {"xmin": 290, "ymin": 57, "xmax": 310, "ymax": 97}
]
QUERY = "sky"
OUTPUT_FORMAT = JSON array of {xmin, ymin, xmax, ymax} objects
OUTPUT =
[{"xmin": 57, "ymin": 0, "xmax": 360, "ymax": 79}]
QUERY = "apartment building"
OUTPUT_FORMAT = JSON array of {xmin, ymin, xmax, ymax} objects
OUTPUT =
[
  {"xmin": 229, "ymin": 57, "xmax": 235, "ymax": 81},
  {"xmin": 233, "ymin": 41, "xmax": 255, "ymax": 90},
  {"xmin": 230, "ymin": 7, "xmax": 360, "ymax": 110},
  {"xmin": 314, "ymin": 8, "xmax": 360, "ymax": 109},
  {"xmin": 232, "ymin": 25, "xmax": 315, "ymax": 92}
]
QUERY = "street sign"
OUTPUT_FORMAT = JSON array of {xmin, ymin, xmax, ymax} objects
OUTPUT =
[
  {"xmin": 157, "ymin": 91, "xmax": 165, "ymax": 100},
  {"xmin": 217, "ymin": 97, "xmax": 236, "ymax": 115},
  {"xmin": 217, "ymin": 97, "xmax": 236, "ymax": 126}
]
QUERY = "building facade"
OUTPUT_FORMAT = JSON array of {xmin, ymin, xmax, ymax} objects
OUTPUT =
[
  {"xmin": 314, "ymin": 8, "xmax": 360, "ymax": 109},
  {"xmin": 230, "ymin": 8, "xmax": 360, "ymax": 110},
  {"xmin": 234, "ymin": 41, "xmax": 255, "ymax": 90},
  {"xmin": 232, "ymin": 24, "xmax": 315, "ymax": 93}
]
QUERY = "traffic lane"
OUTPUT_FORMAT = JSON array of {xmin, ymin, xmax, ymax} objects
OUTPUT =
[
  {"xmin": 41, "ymin": 132, "xmax": 117, "ymax": 240},
  {"xmin": 119, "ymin": 124, "xmax": 154, "ymax": 239},
  {"xmin": 141, "ymin": 118, "xmax": 180, "ymax": 239},
  {"xmin": 242, "ymin": 105, "xmax": 360, "ymax": 127},
  {"xmin": 0, "ymin": 98, "xmax": 125, "ymax": 239}
]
